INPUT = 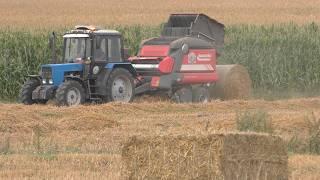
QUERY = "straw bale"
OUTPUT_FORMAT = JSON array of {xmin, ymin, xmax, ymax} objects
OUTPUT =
[
  {"xmin": 210, "ymin": 65, "xmax": 252, "ymax": 100},
  {"xmin": 122, "ymin": 133, "xmax": 287, "ymax": 180}
]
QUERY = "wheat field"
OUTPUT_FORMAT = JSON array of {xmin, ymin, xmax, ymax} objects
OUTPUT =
[{"xmin": 0, "ymin": 0, "xmax": 320, "ymax": 28}]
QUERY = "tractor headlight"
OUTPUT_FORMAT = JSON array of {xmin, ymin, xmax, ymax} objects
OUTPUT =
[
  {"xmin": 42, "ymin": 79, "xmax": 47, "ymax": 84},
  {"xmin": 49, "ymin": 79, "xmax": 53, "ymax": 84}
]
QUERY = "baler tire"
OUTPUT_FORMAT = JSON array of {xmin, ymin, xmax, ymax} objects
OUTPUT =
[
  {"xmin": 105, "ymin": 68, "xmax": 135, "ymax": 103},
  {"xmin": 192, "ymin": 86, "xmax": 210, "ymax": 103},
  {"xmin": 55, "ymin": 80, "xmax": 85, "ymax": 106},
  {"xmin": 36, "ymin": 99, "xmax": 48, "ymax": 104},
  {"xmin": 19, "ymin": 78, "xmax": 40, "ymax": 105},
  {"xmin": 171, "ymin": 86, "xmax": 193, "ymax": 103}
]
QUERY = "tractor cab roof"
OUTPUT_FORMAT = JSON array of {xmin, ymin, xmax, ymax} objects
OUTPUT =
[{"xmin": 64, "ymin": 25, "xmax": 121, "ymax": 37}]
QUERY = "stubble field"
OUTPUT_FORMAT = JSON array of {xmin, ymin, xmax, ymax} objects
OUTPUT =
[{"xmin": 1, "ymin": 98, "xmax": 320, "ymax": 179}]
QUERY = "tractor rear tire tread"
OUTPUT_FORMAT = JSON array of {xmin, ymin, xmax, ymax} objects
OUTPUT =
[{"xmin": 105, "ymin": 68, "xmax": 135, "ymax": 102}]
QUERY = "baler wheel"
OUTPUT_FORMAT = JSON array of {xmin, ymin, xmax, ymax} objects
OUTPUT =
[
  {"xmin": 192, "ymin": 86, "xmax": 210, "ymax": 103},
  {"xmin": 105, "ymin": 68, "xmax": 135, "ymax": 102},
  {"xmin": 55, "ymin": 80, "xmax": 85, "ymax": 106},
  {"xmin": 19, "ymin": 78, "xmax": 40, "ymax": 105},
  {"xmin": 171, "ymin": 86, "xmax": 193, "ymax": 103}
]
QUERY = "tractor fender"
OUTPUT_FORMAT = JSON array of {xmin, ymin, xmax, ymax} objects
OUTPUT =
[
  {"xmin": 105, "ymin": 63, "xmax": 137, "ymax": 76},
  {"xmin": 64, "ymin": 76, "xmax": 86, "ymax": 89},
  {"xmin": 96, "ymin": 63, "xmax": 137, "ymax": 96}
]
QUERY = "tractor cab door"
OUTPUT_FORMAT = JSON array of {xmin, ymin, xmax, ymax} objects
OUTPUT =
[{"xmin": 93, "ymin": 35, "xmax": 124, "ymax": 64}]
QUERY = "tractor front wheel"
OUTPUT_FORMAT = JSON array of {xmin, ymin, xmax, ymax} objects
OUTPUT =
[
  {"xmin": 20, "ymin": 78, "xmax": 40, "ymax": 105},
  {"xmin": 105, "ymin": 68, "xmax": 135, "ymax": 102},
  {"xmin": 55, "ymin": 80, "xmax": 85, "ymax": 106}
]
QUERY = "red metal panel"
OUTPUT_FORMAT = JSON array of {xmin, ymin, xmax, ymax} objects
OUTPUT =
[
  {"xmin": 180, "ymin": 72, "xmax": 218, "ymax": 84},
  {"xmin": 158, "ymin": 56, "xmax": 174, "ymax": 74},
  {"xmin": 180, "ymin": 49, "xmax": 217, "ymax": 72},
  {"xmin": 140, "ymin": 45, "xmax": 170, "ymax": 57},
  {"xmin": 151, "ymin": 76, "xmax": 160, "ymax": 87}
]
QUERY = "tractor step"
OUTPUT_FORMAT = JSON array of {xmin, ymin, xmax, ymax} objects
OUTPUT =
[
  {"xmin": 89, "ymin": 97, "xmax": 103, "ymax": 103},
  {"xmin": 87, "ymin": 78, "xmax": 101, "ymax": 100},
  {"xmin": 87, "ymin": 76, "xmax": 97, "ymax": 80},
  {"xmin": 87, "ymin": 79, "xmax": 101, "ymax": 101}
]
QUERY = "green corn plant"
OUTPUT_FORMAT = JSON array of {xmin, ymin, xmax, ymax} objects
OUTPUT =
[{"xmin": 1, "ymin": 24, "xmax": 320, "ymax": 100}]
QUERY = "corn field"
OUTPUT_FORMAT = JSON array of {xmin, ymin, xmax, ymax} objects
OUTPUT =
[
  {"xmin": 0, "ymin": 24, "xmax": 320, "ymax": 100},
  {"xmin": 220, "ymin": 23, "xmax": 320, "ymax": 95}
]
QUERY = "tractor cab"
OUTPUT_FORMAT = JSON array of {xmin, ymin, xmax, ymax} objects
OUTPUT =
[
  {"xmin": 62, "ymin": 26, "xmax": 124, "ymax": 64},
  {"xmin": 20, "ymin": 26, "xmax": 136, "ymax": 106}
]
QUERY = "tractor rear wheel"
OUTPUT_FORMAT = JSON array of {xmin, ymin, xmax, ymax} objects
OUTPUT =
[
  {"xmin": 171, "ymin": 86, "xmax": 193, "ymax": 103},
  {"xmin": 192, "ymin": 86, "xmax": 210, "ymax": 103},
  {"xmin": 55, "ymin": 80, "xmax": 85, "ymax": 106},
  {"xmin": 105, "ymin": 68, "xmax": 135, "ymax": 102},
  {"xmin": 20, "ymin": 78, "xmax": 40, "ymax": 105}
]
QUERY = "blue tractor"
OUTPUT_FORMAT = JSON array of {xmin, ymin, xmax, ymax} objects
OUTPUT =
[{"xmin": 20, "ymin": 26, "xmax": 136, "ymax": 106}]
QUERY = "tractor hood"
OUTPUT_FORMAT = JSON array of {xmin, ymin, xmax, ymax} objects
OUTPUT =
[{"xmin": 41, "ymin": 63, "xmax": 83, "ymax": 86}]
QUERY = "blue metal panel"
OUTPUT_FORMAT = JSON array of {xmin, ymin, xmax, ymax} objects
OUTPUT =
[
  {"xmin": 105, "ymin": 62, "xmax": 137, "ymax": 76},
  {"xmin": 41, "ymin": 63, "xmax": 83, "ymax": 86},
  {"xmin": 104, "ymin": 62, "xmax": 132, "ymax": 69}
]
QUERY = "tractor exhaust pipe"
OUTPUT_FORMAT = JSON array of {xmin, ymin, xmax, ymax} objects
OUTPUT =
[{"xmin": 49, "ymin": 32, "xmax": 57, "ymax": 64}]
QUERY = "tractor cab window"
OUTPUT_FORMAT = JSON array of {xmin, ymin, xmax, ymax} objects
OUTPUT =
[
  {"xmin": 64, "ymin": 38, "xmax": 91, "ymax": 63},
  {"xmin": 94, "ymin": 36, "xmax": 107, "ymax": 61},
  {"xmin": 108, "ymin": 37, "xmax": 122, "ymax": 62}
]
